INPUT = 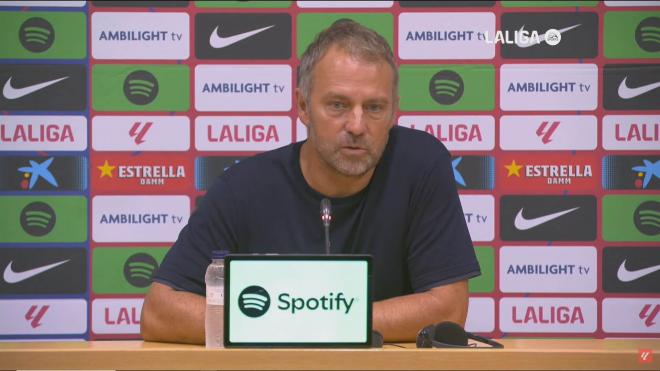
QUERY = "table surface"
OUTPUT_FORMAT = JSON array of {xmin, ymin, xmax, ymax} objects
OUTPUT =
[{"xmin": 1, "ymin": 339, "xmax": 660, "ymax": 370}]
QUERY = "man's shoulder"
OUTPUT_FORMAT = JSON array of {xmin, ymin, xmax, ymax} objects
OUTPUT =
[{"xmin": 389, "ymin": 125, "xmax": 450, "ymax": 162}]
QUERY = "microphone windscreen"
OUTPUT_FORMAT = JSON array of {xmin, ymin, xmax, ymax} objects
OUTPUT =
[
  {"xmin": 321, "ymin": 198, "xmax": 331, "ymax": 214},
  {"xmin": 433, "ymin": 321, "xmax": 468, "ymax": 346}
]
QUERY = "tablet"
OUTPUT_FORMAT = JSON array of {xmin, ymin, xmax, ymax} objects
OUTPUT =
[{"xmin": 224, "ymin": 254, "xmax": 372, "ymax": 347}]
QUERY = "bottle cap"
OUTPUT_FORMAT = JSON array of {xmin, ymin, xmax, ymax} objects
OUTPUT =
[{"xmin": 211, "ymin": 250, "xmax": 230, "ymax": 260}]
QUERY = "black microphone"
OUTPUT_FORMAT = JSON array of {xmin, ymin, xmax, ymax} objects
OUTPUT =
[{"xmin": 320, "ymin": 198, "xmax": 332, "ymax": 254}]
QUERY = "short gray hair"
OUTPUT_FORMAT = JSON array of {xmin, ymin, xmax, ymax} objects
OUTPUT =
[{"xmin": 297, "ymin": 19, "xmax": 398, "ymax": 104}]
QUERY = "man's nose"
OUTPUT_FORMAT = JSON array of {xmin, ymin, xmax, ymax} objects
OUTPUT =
[{"xmin": 345, "ymin": 106, "xmax": 366, "ymax": 136}]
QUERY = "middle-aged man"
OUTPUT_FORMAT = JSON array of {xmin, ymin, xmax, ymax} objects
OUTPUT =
[{"xmin": 141, "ymin": 19, "xmax": 480, "ymax": 344}]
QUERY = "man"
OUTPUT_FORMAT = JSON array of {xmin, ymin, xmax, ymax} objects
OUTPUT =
[{"xmin": 141, "ymin": 19, "xmax": 479, "ymax": 344}]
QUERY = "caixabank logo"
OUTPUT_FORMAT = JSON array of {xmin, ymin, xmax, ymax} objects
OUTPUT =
[
  {"xmin": 0, "ymin": 65, "xmax": 86, "ymax": 111},
  {"xmin": 0, "ymin": 247, "xmax": 86, "ymax": 295},
  {"xmin": 603, "ymin": 195, "xmax": 660, "ymax": 242},
  {"xmin": 604, "ymin": 64, "xmax": 660, "ymax": 110},
  {"xmin": 92, "ymin": 65, "xmax": 189, "ymax": 112},
  {"xmin": 196, "ymin": 13, "xmax": 291, "ymax": 60},
  {"xmin": 92, "ymin": 247, "xmax": 168, "ymax": 294},
  {"xmin": 605, "ymin": 11, "xmax": 660, "ymax": 59},
  {"xmin": 0, "ymin": 196, "xmax": 87, "ymax": 243},
  {"xmin": 451, "ymin": 156, "xmax": 494, "ymax": 190},
  {"xmin": 0, "ymin": 11, "xmax": 86, "ymax": 59},
  {"xmin": 499, "ymin": 153, "xmax": 598, "ymax": 192},
  {"xmin": 91, "ymin": 154, "xmax": 191, "ymax": 192},
  {"xmin": 399, "ymin": 65, "xmax": 494, "ymax": 111},
  {"xmin": 0, "ymin": 156, "xmax": 87, "ymax": 191},
  {"xmin": 602, "ymin": 155, "xmax": 659, "ymax": 190},
  {"xmin": 500, "ymin": 195, "xmax": 596, "ymax": 241},
  {"xmin": 603, "ymin": 247, "xmax": 660, "ymax": 293},
  {"xmin": 501, "ymin": 12, "xmax": 598, "ymax": 59}
]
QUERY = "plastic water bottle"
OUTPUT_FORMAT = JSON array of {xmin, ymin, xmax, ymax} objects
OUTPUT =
[{"xmin": 205, "ymin": 250, "xmax": 228, "ymax": 348}]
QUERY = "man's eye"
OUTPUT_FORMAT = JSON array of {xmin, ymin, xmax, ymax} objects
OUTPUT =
[
  {"xmin": 365, "ymin": 104, "xmax": 383, "ymax": 113},
  {"xmin": 329, "ymin": 101, "xmax": 347, "ymax": 110}
]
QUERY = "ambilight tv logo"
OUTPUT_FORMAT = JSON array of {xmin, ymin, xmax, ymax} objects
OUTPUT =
[
  {"xmin": 123, "ymin": 71, "xmax": 159, "ymax": 106},
  {"xmin": 19, "ymin": 17, "xmax": 55, "ymax": 53},
  {"xmin": 239, "ymin": 285, "xmax": 271, "ymax": 318}
]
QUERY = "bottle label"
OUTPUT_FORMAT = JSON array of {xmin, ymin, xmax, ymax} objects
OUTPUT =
[{"xmin": 207, "ymin": 287, "xmax": 224, "ymax": 305}]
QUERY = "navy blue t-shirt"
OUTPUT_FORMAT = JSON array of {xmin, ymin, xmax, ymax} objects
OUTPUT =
[{"xmin": 155, "ymin": 126, "xmax": 480, "ymax": 301}]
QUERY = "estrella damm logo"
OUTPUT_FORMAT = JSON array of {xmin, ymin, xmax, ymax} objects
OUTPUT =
[
  {"xmin": 92, "ymin": 247, "xmax": 168, "ymax": 294},
  {"xmin": 603, "ymin": 195, "xmax": 660, "ymax": 242},
  {"xmin": 296, "ymin": 13, "xmax": 392, "ymax": 58},
  {"xmin": 605, "ymin": 11, "xmax": 660, "ymax": 59},
  {"xmin": 123, "ymin": 70, "xmax": 158, "ymax": 105},
  {"xmin": 92, "ymin": 65, "xmax": 189, "ymax": 112},
  {"xmin": 399, "ymin": 64, "xmax": 494, "ymax": 111},
  {"xmin": 0, "ymin": 196, "xmax": 87, "ymax": 243},
  {"xmin": 0, "ymin": 11, "xmax": 86, "ymax": 59},
  {"xmin": 239, "ymin": 285, "xmax": 271, "ymax": 318}
]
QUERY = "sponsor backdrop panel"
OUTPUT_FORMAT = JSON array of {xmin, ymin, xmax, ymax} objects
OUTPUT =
[{"xmin": 0, "ymin": 1, "xmax": 658, "ymax": 341}]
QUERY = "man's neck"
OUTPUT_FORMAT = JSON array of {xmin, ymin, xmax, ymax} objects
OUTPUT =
[{"xmin": 299, "ymin": 141, "xmax": 374, "ymax": 198}]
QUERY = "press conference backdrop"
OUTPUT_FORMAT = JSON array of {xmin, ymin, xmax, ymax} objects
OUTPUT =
[{"xmin": 0, "ymin": 0, "xmax": 658, "ymax": 341}]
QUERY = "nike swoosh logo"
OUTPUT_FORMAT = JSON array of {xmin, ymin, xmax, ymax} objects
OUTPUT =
[
  {"xmin": 3, "ymin": 260, "xmax": 70, "ymax": 284},
  {"xmin": 515, "ymin": 24, "xmax": 581, "ymax": 48},
  {"xmin": 617, "ymin": 260, "xmax": 660, "ymax": 282},
  {"xmin": 2, "ymin": 76, "xmax": 69, "ymax": 100},
  {"xmin": 514, "ymin": 207, "xmax": 579, "ymax": 231},
  {"xmin": 209, "ymin": 25, "xmax": 275, "ymax": 49},
  {"xmin": 617, "ymin": 77, "xmax": 660, "ymax": 99}
]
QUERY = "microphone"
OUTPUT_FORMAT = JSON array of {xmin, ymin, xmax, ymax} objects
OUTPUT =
[{"xmin": 320, "ymin": 198, "xmax": 332, "ymax": 254}]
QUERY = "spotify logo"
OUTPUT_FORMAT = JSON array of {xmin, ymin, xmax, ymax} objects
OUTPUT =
[
  {"xmin": 634, "ymin": 200, "xmax": 660, "ymax": 236},
  {"xmin": 429, "ymin": 70, "xmax": 464, "ymax": 105},
  {"xmin": 635, "ymin": 17, "xmax": 660, "ymax": 53},
  {"xmin": 123, "ymin": 70, "xmax": 159, "ymax": 105},
  {"xmin": 239, "ymin": 285, "xmax": 271, "ymax": 318},
  {"xmin": 19, "ymin": 17, "xmax": 55, "ymax": 53},
  {"xmin": 20, "ymin": 201, "xmax": 56, "ymax": 237},
  {"xmin": 123, "ymin": 253, "xmax": 159, "ymax": 288}
]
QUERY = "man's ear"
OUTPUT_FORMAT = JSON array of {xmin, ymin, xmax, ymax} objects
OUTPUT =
[{"xmin": 295, "ymin": 88, "xmax": 310, "ymax": 128}]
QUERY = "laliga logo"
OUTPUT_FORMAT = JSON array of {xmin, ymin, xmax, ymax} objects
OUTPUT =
[{"xmin": 480, "ymin": 26, "xmax": 568, "ymax": 47}]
